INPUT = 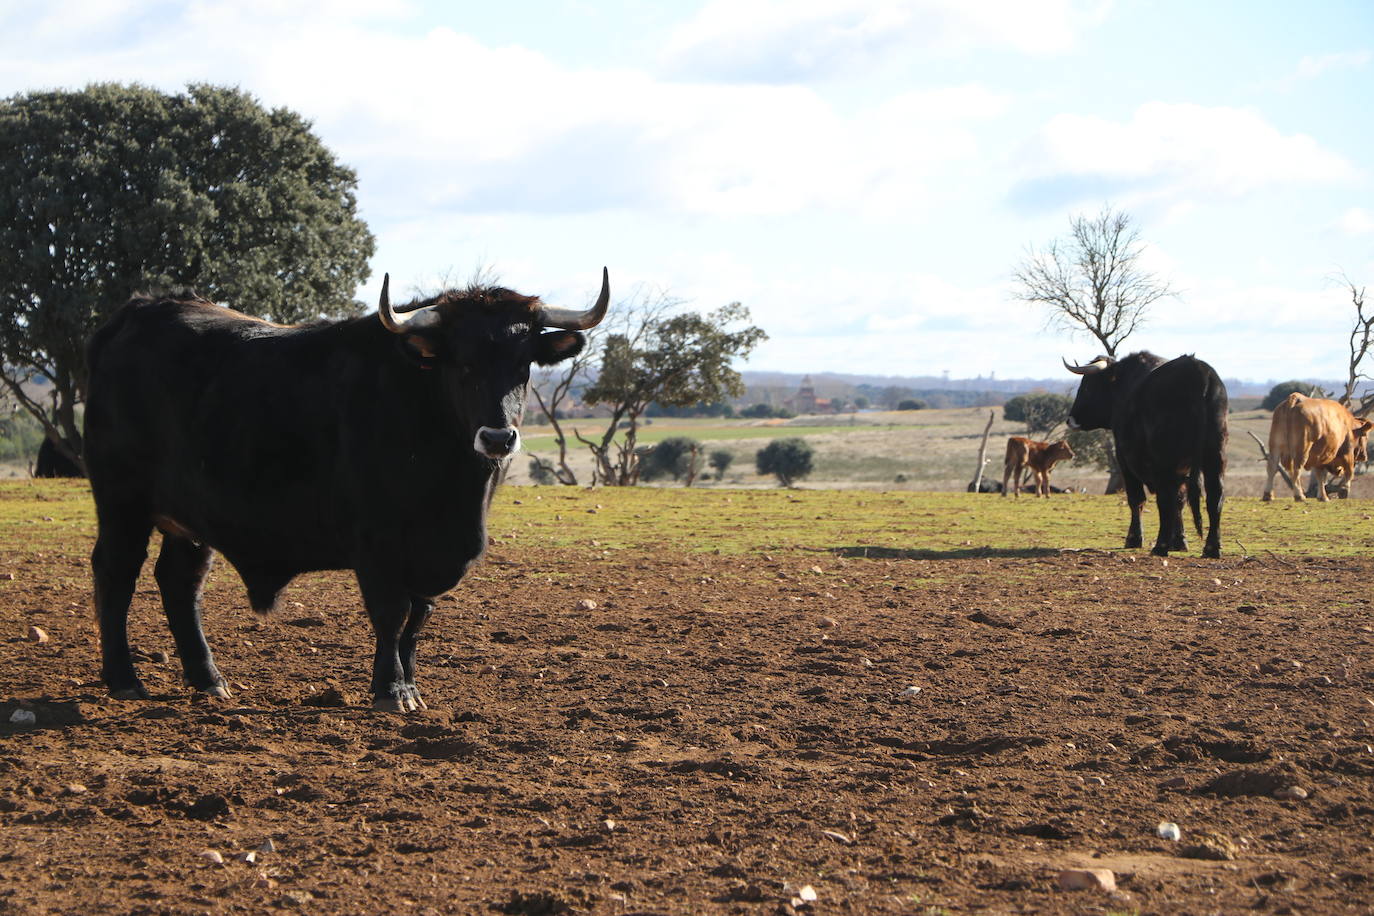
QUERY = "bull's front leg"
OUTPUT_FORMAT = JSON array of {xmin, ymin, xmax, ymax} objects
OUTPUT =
[
  {"xmin": 397, "ymin": 597, "xmax": 435, "ymax": 710},
  {"xmin": 356, "ymin": 571, "xmax": 426, "ymax": 712}
]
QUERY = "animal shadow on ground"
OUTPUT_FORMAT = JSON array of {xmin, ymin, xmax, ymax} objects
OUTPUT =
[{"xmin": 829, "ymin": 545, "xmax": 1059, "ymax": 561}]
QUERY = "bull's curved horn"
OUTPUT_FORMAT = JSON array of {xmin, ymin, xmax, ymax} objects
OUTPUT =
[
  {"xmin": 378, "ymin": 274, "xmax": 440, "ymax": 333},
  {"xmin": 538, "ymin": 268, "xmax": 610, "ymax": 331},
  {"xmin": 1063, "ymin": 356, "xmax": 1112, "ymax": 375}
]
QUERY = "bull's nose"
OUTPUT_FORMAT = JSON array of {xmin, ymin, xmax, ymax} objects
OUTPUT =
[{"xmin": 475, "ymin": 426, "xmax": 521, "ymax": 458}]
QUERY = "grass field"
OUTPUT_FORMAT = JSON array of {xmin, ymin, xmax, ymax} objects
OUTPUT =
[{"xmin": 6, "ymin": 477, "xmax": 1372, "ymax": 562}]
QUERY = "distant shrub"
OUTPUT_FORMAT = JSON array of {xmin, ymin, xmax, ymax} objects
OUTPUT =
[
  {"xmin": 639, "ymin": 437, "xmax": 704, "ymax": 484},
  {"xmin": 756, "ymin": 437, "xmax": 815, "ymax": 487},
  {"xmin": 709, "ymin": 449, "xmax": 734, "ymax": 477},
  {"xmin": 896, "ymin": 399, "xmax": 927, "ymax": 411},
  {"xmin": 1004, "ymin": 392, "xmax": 1072, "ymax": 435},
  {"xmin": 528, "ymin": 457, "xmax": 557, "ymax": 485},
  {"xmin": 1262, "ymin": 380, "xmax": 1324, "ymax": 411}
]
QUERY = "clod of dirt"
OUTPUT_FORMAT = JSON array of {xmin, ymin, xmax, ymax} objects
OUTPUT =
[
  {"xmin": 276, "ymin": 890, "xmax": 315, "ymax": 908},
  {"xmin": 966, "ymin": 610, "xmax": 1017, "ymax": 629},
  {"xmin": 818, "ymin": 616, "xmax": 838, "ymax": 628},
  {"xmin": 1260, "ymin": 657, "xmax": 1303, "ymax": 674},
  {"xmin": 185, "ymin": 793, "xmax": 232, "ymax": 821},
  {"xmin": 63, "ymin": 784, "xmax": 88, "ymax": 796},
  {"xmin": 1057, "ymin": 868, "xmax": 1116, "ymax": 892},
  {"xmin": 1181, "ymin": 831, "xmax": 1238, "ymax": 861},
  {"xmin": 26, "ymin": 626, "xmax": 48, "ymax": 644},
  {"xmin": 302, "ymin": 685, "xmax": 356, "ymax": 708},
  {"xmin": 497, "ymin": 889, "xmax": 575, "ymax": 915},
  {"xmin": 1196, "ymin": 768, "xmax": 1299, "ymax": 798}
]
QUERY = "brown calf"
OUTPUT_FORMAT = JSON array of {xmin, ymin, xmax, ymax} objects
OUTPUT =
[
  {"xmin": 1002, "ymin": 436, "xmax": 1075, "ymax": 498},
  {"xmin": 1262, "ymin": 393, "xmax": 1372, "ymax": 501}
]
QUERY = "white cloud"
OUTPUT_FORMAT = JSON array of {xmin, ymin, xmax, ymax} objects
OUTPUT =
[
  {"xmin": 0, "ymin": 5, "xmax": 1007, "ymax": 219},
  {"xmin": 659, "ymin": 0, "xmax": 1099, "ymax": 81},
  {"xmin": 661, "ymin": 0, "xmax": 1102, "ymax": 81},
  {"xmin": 1011, "ymin": 102, "xmax": 1362, "ymax": 211},
  {"xmin": 1336, "ymin": 207, "xmax": 1374, "ymax": 236},
  {"xmin": 1295, "ymin": 49, "xmax": 1371, "ymax": 80}
]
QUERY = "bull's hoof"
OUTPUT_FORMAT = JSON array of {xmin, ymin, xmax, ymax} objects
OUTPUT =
[
  {"xmin": 109, "ymin": 684, "xmax": 150, "ymax": 701},
  {"xmin": 1202, "ymin": 545, "xmax": 1221, "ymax": 559},
  {"xmin": 1261, "ymin": 492, "xmax": 1273, "ymax": 502},
  {"xmin": 198, "ymin": 683, "xmax": 232, "ymax": 699},
  {"xmin": 371, "ymin": 685, "xmax": 425, "ymax": 713},
  {"xmin": 1149, "ymin": 545, "xmax": 1170, "ymax": 557},
  {"xmin": 1124, "ymin": 537, "xmax": 1143, "ymax": 549}
]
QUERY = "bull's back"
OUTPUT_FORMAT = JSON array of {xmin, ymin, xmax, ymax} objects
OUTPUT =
[
  {"xmin": 1119, "ymin": 356, "xmax": 1227, "ymax": 480},
  {"xmin": 85, "ymin": 301, "xmax": 350, "ymax": 565}
]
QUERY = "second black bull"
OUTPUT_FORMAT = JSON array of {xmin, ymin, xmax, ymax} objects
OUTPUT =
[{"xmin": 1065, "ymin": 352, "xmax": 1228, "ymax": 558}]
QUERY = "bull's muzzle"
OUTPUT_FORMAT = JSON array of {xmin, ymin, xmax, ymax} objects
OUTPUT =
[{"xmin": 475, "ymin": 426, "xmax": 521, "ymax": 459}]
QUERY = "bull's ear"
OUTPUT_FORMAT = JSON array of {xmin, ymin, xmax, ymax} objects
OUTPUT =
[
  {"xmin": 1356, "ymin": 418, "xmax": 1374, "ymax": 434},
  {"xmin": 397, "ymin": 331, "xmax": 444, "ymax": 369},
  {"xmin": 534, "ymin": 330, "xmax": 585, "ymax": 366}
]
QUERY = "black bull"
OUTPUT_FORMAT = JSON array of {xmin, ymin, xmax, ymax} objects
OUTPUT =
[
  {"xmin": 84, "ymin": 270, "xmax": 609, "ymax": 711},
  {"xmin": 1065, "ymin": 352, "xmax": 1228, "ymax": 558}
]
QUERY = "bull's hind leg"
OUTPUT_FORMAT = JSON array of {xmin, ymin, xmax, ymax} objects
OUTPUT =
[
  {"xmin": 92, "ymin": 509, "xmax": 153, "ymax": 699},
  {"xmin": 1156, "ymin": 484, "xmax": 1187, "ymax": 554},
  {"xmin": 154, "ymin": 535, "xmax": 229, "ymax": 697},
  {"xmin": 1121, "ymin": 473, "xmax": 1147, "ymax": 550},
  {"xmin": 1202, "ymin": 469, "xmax": 1223, "ymax": 559}
]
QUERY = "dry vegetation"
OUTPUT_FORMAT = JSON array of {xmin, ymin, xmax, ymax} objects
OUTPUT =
[{"xmin": 516, "ymin": 407, "xmax": 1311, "ymax": 497}]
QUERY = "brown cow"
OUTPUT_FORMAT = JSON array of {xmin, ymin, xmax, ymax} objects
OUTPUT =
[
  {"xmin": 1262, "ymin": 393, "xmax": 1373, "ymax": 502},
  {"xmin": 1002, "ymin": 436, "xmax": 1075, "ymax": 498}
]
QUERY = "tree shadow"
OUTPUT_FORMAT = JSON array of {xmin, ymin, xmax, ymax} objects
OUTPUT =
[{"xmin": 829, "ymin": 545, "xmax": 1061, "ymax": 561}]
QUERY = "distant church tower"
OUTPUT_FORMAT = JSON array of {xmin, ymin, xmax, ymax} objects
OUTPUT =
[{"xmin": 796, "ymin": 375, "xmax": 818, "ymax": 414}]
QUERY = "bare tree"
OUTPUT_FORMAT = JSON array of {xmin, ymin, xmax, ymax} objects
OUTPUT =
[
  {"xmin": 1013, "ymin": 205, "xmax": 1177, "ymax": 357},
  {"xmin": 529, "ymin": 342, "xmax": 597, "ymax": 485},
  {"xmin": 1335, "ymin": 273, "xmax": 1373, "ymax": 414}
]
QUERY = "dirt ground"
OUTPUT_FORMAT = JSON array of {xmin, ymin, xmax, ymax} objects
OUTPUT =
[{"xmin": 2, "ymin": 538, "xmax": 1373, "ymax": 914}]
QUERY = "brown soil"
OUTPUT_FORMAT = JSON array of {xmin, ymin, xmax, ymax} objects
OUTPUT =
[{"xmin": 2, "ymin": 544, "xmax": 1372, "ymax": 914}]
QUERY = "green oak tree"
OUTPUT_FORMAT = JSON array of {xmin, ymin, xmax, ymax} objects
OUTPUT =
[{"xmin": 0, "ymin": 83, "xmax": 375, "ymax": 471}]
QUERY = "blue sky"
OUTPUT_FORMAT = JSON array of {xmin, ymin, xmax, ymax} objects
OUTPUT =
[{"xmin": 2, "ymin": 0, "xmax": 1371, "ymax": 383}]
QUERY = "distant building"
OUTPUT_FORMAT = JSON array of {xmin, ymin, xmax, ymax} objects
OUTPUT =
[{"xmin": 787, "ymin": 375, "xmax": 835, "ymax": 414}]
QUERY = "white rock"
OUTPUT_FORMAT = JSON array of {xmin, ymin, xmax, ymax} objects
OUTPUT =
[
  {"xmin": 899, "ymin": 686, "xmax": 922, "ymax": 697},
  {"xmin": 1157, "ymin": 821, "xmax": 1181, "ymax": 841},
  {"xmin": 8, "ymin": 709, "xmax": 36, "ymax": 727},
  {"xmin": 1274, "ymin": 785, "xmax": 1308, "ymax": 801},
  {"xmin": 576, "ymin": 599, "xmax": 598, "ymax": 611},
  {"xmin": 27, "ymin": 626, "xmax": 49, "ymax": 644},
  {"xmin": 1057, "ymin": 868, "xmax": 1116, "ymax": 892},
  {"xmin": 257, "ymin": 839, "xmax": 277, "ymax": 855},
  {"xmin": 200, "ymin": 850, "xmax": 225, "ymax": 865}
]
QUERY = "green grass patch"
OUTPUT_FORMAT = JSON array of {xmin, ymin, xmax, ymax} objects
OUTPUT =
[{"xmin": 3, "ymin": 480, "xmax": 1372, "ymax": 562}]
